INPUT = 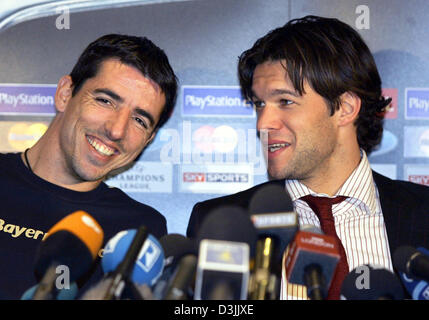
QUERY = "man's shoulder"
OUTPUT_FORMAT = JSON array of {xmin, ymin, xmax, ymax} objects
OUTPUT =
[
  {"xmin": 373, "ymin": 170, "xmax": 429, "ymax": 201},
  {"xmin": 0, "ymin": 152, "xmax": 19, "ymax": 166},
  {"xmin": 194, "ymin": 179, "xmax": 284, "ymax": 210},
  {"xmin": 186, "ymin": 179, "xmax": 285, "ymax": 237}
]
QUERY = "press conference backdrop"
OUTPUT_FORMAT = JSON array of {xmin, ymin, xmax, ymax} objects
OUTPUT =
[{"xmin": 0, "ymin": 0, "xmax": 428, "ymax": 235}]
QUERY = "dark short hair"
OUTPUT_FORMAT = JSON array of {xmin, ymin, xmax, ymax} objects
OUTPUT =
[
  {"xmin": 69, "ymin": 34, "xmax": 178, "ymax": 130},
  {"xmin": 238, "ymin": 15, "xmax": 391, "ymax": 154}
]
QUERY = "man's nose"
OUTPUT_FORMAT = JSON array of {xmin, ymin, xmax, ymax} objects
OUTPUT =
[
  {"xmin": 105, "ymin": 108, "xmax": 130, "ymax": 141},
  {"xmin": 256, "ymin": 104, "xmax": 283, "ymax": 133}
]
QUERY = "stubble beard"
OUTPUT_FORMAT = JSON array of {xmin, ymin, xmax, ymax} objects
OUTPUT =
[{"xmin": 268, "ymin": 143, "xmax": 336, "ymax": 183}]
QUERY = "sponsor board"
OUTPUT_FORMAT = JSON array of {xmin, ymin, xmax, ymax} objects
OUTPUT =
[
  {"xmin": 182, "ymin": 86, "xmax": 254, "ymax": 117},
  {"xmin": 405, "ymin": 88, "xmax": 429, "ymax": 120},
  {"xmin": 382, "ymin": 88, "xmax": 398, "ymax": 119},
  {"xmin": 404, "ymin": 164, "xmax": 429, "ymax": 186},
  {"xmin": 179, "ymin": 163, "xmax": 253, "ymax": 194},
  {"xmin": 370, "ymin": 164, "xmax": 397, "ymax": 180},
  {"xmin": 369, "ymin": 130, "xmax": 398, "ymax": 157},
  {"xmin": 404, "ymin": 126, "xmax": 429, "ymax": 158},
  {"xmin": 0, "ymin": 84, "xmax": 56, "ymax": 115},
  {"xmin": 0, "ymin": 121, "xmax": 49, "ymax": 152},
  {"xmin": 179, "ymin": 121, "xmax": 257, "ymax": 155},
  {"xmin": 192, "ymin": 124, "xmax": 239, "ymax": 154},
  {"xmin": 159, "ymin": 121, "xmax": 267, "ymax": 174},
  {"xmin": 105, "ymin": 161, "xmax": 173, "ymax": 193}
]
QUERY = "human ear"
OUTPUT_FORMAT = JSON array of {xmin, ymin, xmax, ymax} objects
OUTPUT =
[
  {"xmin": 337, "ymin": 92, "xmax": 361, "ymax": 127},
  {"xmin": 54, "ymin": 75, "xmax": 73, "ymax": 113}
]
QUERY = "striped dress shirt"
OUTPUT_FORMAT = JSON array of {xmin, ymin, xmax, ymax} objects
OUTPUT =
[{"xmin": 280, "ymin": 150, "xmax": 393, "ymax": 300}]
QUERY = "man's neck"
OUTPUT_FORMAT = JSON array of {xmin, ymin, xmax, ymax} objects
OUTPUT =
[
  {"xmin": 22, "ymin": 135, "xmax": 102, "ymax": 192},
  {"xmin": 298, "ymin": 147, "xmax": 362, "ymax": 196}
]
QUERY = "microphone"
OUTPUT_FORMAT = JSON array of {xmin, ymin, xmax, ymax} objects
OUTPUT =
[
  {"xmin": 99, "ymin": 227, "xmax": 164, "ymax": 300},
  {"xmin": 194, "ymin": 206, "xmax": 258, "ymax": 300},
  {"xmin": 284, "ymin": 226, "xmax": 340, "ymax": 300},
  {"xmin": 248, "ymin": 184, "xmax": 298, "ymax": 300},
  {"xmin": 393, "ymin": 245, "xmax": 429, "ymax": 282},
  {"xmin": 340, "ymin": 265, "xmax": 404, "ymax": 300},
  {"xmin": 398, "ymin": 247, "xmax": 429, "ymax": 300},
  {"xmin": 156, "ymin": 234, "xmax": 199, "ymax": 300},
  {"xmin": 32, "ymin": 210, "xmax": 104, "ymax": 300},
  {"xmin": 21, "ymin": 282, "xmax": 78, "ymax": 300}
]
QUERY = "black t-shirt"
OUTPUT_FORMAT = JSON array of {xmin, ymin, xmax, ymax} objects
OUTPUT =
[{"xmin": 0, "ymin": 152, "xmax": 167, "ymax": 299}]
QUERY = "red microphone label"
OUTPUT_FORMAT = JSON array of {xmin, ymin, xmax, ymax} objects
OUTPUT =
[{"xmin": 285, "ymin": 231, "xmax": 340, "ymax": 285}]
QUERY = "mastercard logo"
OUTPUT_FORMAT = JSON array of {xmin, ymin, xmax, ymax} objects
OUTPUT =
[
  {"xmin": 192, "ymin": 125, "xmax": 238, "ymax": 153},
  {"xmin": 7, "ymin": 122, "xmax": 48, "ymax": 151}
]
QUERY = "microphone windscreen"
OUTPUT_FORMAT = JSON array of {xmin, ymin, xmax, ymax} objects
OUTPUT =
[
  {"xmin": 102, "ymin": 229, "xmax": 165, "ymax": 286},
  {"xmin": 393, "ymin": 245, "xmax": 421, "ymax": 275},
  {"xmin": 248, "ymin": 184, "xmax": 298, "ymax": 267},
  {"xmin": 44, "ymin": 210, "xmax": 104, "ymax": 260},
  {"xmin": 34, "ymin": 211, "xmax": 104, "ymax": 282},
  {"xmin": 159, "ymin": 234, "xmax": 198, "ymax": 267},
  {"xmin": 285, "ymin": 229, "xmax": 340, "ymax": 289},
  {"xmin": 398, "ymin": 247, "xmax": 429, "ymax": 300},
  {"xmin": 248, "ymin": 184, "xmax": 294, "ymax": 214},
  {"xmin": 21, "ymin": 283, "xmax": 78, "ymax": 300},
  {"xmin": 196, "ymin": 206, "xmax": 257, "ymax": 256},
  {"xmin": 21, "ymin": 286, "xmax": 37, "ymax": 300},
  {"xmin": 340, "ymin": 265, "xmax": 404, "ymax": 300}
]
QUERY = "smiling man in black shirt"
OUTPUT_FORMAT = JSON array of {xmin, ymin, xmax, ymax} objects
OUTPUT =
[{"xmin": 0, "ymin": 34, "xmax": 178, "ymax": 299}]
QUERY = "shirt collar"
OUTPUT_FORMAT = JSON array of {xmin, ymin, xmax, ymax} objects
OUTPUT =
[{"xmin": 285, "ymin": 149, "xmax": 378, "ymax": 214}]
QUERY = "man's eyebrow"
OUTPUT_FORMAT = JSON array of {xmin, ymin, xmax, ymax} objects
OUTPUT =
[
  {"xmin": 271, "ymin": 88, "xmax": 300, "ymax": 97},
  {"xmin": 251, "ymin": 88, "xmax": 300, "ymax": 100},
  {"xmin": 93, "ymin": 88, "xmax": 124, "ymax": 103},
  {"xmin": 94, "ymin": 88, "xmax": 155, "ymax": 127}
]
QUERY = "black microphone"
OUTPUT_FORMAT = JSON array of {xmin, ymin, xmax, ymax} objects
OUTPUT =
[
  {"xmin": 101, "ymin": 225, "xmax": 148, "ymax": 300},
  {"xmin": 82, "ymin": 227, "xmax": 165, "ymax": 300},
  {"xmin": 285, "ymin": 226, "xmax": 340, "ymax": 300},
  {"xmin": 248, "ymin": 184, "xmax": 298, "ymax": 300},
  {"xmin": 398, "ymin": 247, "xmax": 429, "ymax": 300},
  {"xmin": 32, "ymin": 211, "xmax": 104, "ymax": 300},
  {"xmin": 194, "ymin": 206, "xmax": 258, "ymax": 300},
  {"xmin": 156, "ymin": 234, "xmax": 198, "ymax": 300},
  {"xmin": 393, "ymin": 245, "xmax": 429, "ymax": 282},
  {"xmin": 340, "ymin": 265, "xmax": 404, "ymax": 300}
]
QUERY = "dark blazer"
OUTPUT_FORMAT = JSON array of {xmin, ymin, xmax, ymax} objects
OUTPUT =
[{"xmin": 187, "ymin": 171, "xmax": 429, "ymax": 269}]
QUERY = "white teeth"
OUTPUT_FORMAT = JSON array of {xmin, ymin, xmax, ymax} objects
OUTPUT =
[
  {"xmin": 87, "ymin": 136, "xmax": 115, "ymax": 156},
  {"xmin": 268, "ymin": 143, "xmax": 289, "ymax": 152}
]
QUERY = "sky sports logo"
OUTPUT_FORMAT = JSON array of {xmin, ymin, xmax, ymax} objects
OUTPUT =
[
  {"xmin": 408, "ymin": 175, "xmax": 429, "ymax": 185},
  {"xmin": 0, "ymin": 84, "xmax": 57, "ymax": 115},
  {"xmin": 180, "ymin": 161, "xmax": 253, "ymax": 194},
  {"xmin": 182, "ymin": 86, "xmax": 254, "ymax": 117},
  {"xmin": 183, "ymin": 172, "xmax": 249, "ymax": 183},
  {"xmin": 404, "ymin": 164, "xmax": 429, "ymax": 186}
]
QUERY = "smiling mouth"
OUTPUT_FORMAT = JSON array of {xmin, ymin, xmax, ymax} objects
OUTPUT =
[
  {"xmin": 86, "ymin": 136, "xmax": 116, "ymax": 156},
  {"xmin": 268, "ymin": 143, "xmax": 290, "ymax": 152}
]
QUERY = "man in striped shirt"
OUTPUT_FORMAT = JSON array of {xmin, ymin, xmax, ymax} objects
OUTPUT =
[{"xmin": 187, "ymin": 15, "xmax": 429, "ymax": 299}]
